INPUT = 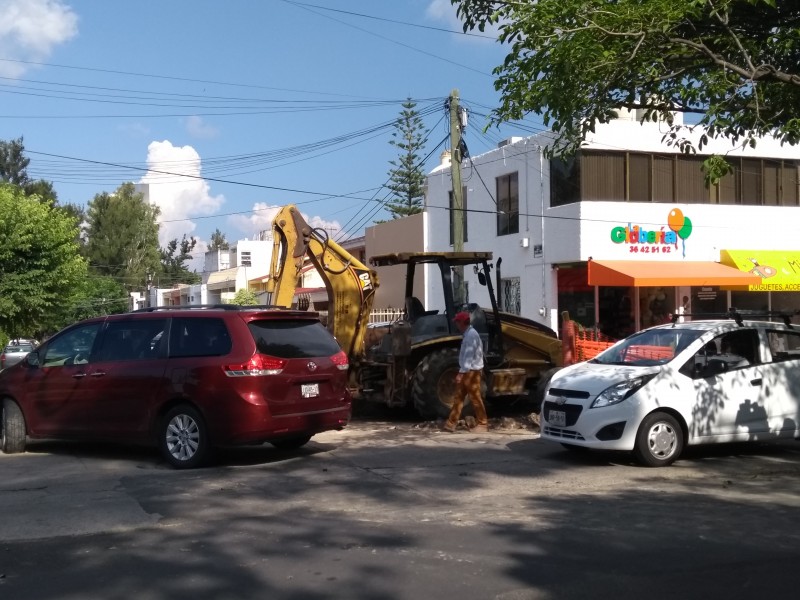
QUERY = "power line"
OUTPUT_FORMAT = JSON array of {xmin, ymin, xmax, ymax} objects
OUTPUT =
[
  {"xmin": 281, "ymin": 1, "xmax": 491, "ymax": 77},
  {"xmin": 278, "ymin": 0, "xmax": 495, "ymax": 39},
  {"xmin": 0, "ymin": 57, "xmax": 385, "ymax": 98}
]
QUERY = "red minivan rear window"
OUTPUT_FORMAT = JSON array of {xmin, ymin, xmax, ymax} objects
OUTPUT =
[{"xmin": 248, "ymin": 319, "xmax": 341, "ymax": 358}]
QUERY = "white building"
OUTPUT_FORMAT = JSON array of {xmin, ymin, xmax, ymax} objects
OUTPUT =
[
  {"xmin": 201, "ymin": 238, "xmax": 273, "ymax": 303},
  {"xmin": 425, "ymin": 113, "xmax": 800, "ymax": 338}
]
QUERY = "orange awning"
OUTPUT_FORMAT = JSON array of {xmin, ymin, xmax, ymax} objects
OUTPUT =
[{"xmin": 588, "ymin": 260, "xmax": 762, "ymax": 287}]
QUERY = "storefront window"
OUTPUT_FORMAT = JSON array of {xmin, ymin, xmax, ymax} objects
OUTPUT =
[
  {"xmin": 730, "ymin": 291, "xmax": 769, "ymax": 313},
  {"xmin": 770, "ymin": 292, "xmax": 800, "ymax": 323},
  {"xmin": 599, "ymin": 287, "xmax": 634, "ymax": 339},
  {"xmin": 641, "ymin": 287, "xmax": 674, "ymax": 328},
  {"xmin": 557, "ymin": 266, "xmax": 595, "ymax": 330},
  {"xmin": 691, "ymin": 287, "xmax": 728, "ymax": 315}
]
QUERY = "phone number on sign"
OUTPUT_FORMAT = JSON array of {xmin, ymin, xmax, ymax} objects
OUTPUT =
[{"xmin": 628, "ymin": 246, "xmax": 673, "ymax": 253}]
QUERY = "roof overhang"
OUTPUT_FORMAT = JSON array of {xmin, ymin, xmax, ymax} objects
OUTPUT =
[
  {"xmin": 206, "ymin": 267, "xmax": 239, "ymax": 289},
  {"xmin": 587, "ymin": 260, "xmax": 762, "ymax": 287},
  {"xmin": 370, "ymin": 251, "xmax": 493, "ymax": 268}
]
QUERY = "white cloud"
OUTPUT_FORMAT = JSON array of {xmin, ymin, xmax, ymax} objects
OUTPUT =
[
  {"xmin": 228, "ymin": 202, "xmax": 344, "ymax": 241},
  {"xmin": 185, "ymin": 115, "xmax": 219, "ymax": 139},
  {"xmin": 425, "ymin": 0, "xmax": 463, "ymax": 29},
  {"xmin": 0, "ymin": 0, "xmax": 78, "ymax": 78},
  {"xmin": 138, "ymin": 140, "xmax": 225, "ymax": 262},
  {"xmin": 426, "ymin": 0, "xmax": 501, "ymax": 42}
]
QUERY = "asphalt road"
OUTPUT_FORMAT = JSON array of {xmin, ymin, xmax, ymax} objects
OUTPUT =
[{"xmin": 1, "ymin": 414, "xmax": 799, "ymax": 600}]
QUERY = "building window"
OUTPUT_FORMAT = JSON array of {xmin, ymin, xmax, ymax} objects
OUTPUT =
[
  {"xmin": 240, "ymin": 251, "xmax": 252, "ymax": 267},
  {"xmin": 675, "ymin": 156, "xmax": 709, "ymax": 203},
  {"xmin": 550, "ymin": 157, "xmax": 580, "ymax": 207},
  {"xmin": 549, "ymin": 150, "xmax": 798, "ymax": 205},
  {"xmin": 582, "ymin": 152, "xmax": 625, "ymax": 200},
  {"xmin": 448, "ymin": 186, "xmax": 468, "ymax": 245},
  {"xmin": 740, "ymin": 159, "xmax": 762, "ymax": 204},
  {"xmin": 781, "ymin": 164, "xmax": 798, "ymax": 205},
  {"xmin": 496, "ymin": 172, "xmax": 519, "ymax": 236},
  {"xmin": 501, "ymin": 277, "xmax": 521, "ymax": 315},
  {"xmin": 628, "ymin": 153, "xmax": 651, "ymax": 202}
]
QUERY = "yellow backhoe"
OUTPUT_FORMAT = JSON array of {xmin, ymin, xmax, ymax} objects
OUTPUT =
[{"xmin": 267, "ymin": 204, "xmax": 562, "ymax": 419}]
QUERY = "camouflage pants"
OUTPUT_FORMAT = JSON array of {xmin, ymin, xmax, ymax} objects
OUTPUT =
[{"xmin": 445, "ymin": 370, "xmax": 488, "ymax": 428}]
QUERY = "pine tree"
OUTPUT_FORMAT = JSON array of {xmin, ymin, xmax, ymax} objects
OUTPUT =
[
  {"xmin": 385, "ymin": 98, "xmax": 428, "ymax": 219},
  {"xmin": 209, "ymin": 228, "xmax": 230, "ymax": 251}
]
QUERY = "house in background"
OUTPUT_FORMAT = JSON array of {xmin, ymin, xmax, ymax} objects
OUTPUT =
[
  {"xmin": 144, "ymin": 233, "xmax": 273, "ymax": 307},
  {"xmin": 364, "ymin": 212, "xmax": 426, "ymax": 311},
  {"xmin": 424, "ymin": 110, "xmax": 800, "ymax": 337},
  {"xmin": 204, "ymin": 237, "xmax": 272, "ymax": 303},
  {"xmin": 142, "ymin": 210, "xmax": 428, "ymax": 315}
]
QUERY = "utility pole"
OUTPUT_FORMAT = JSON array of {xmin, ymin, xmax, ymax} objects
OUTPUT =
[{"xmin": 449, "ymin": 89, "xmax": 466, "ymax": 305}]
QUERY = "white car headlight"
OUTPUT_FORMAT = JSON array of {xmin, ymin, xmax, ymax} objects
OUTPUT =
[{"xmin": 591, "ymin": 375, "xmax": 656, "ymax": 408}]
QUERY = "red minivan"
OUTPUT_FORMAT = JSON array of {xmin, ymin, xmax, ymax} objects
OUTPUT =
[{"xmin": 0, "ymin": 306, "xmax": 351, "ymax": 468}]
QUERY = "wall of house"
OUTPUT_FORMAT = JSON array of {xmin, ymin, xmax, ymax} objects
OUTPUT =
[
  {"xmin": 426, "ymin": 137, "xmax": 557, "ymax": 326},
  {"xmin": 365, "ymin": 212, "xmax": 426, "ymax": 309},
  {"xmin": 230, "ymin": 239, "xmax": 272, "ymax": 279},
  {"xmin": 203, "ymin": 249, "xmax": 230, "ymax": 274},
  {"xmin": 425, "ymin": 117, "xmax": 800, "ymax": 332}
]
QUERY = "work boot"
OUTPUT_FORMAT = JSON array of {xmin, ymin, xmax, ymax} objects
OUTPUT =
[
  {"xmin": 442, "ymin": 421, "xmax": 457, "ymax": 433},
  {"xmin": 471, "ymin": 424, "xmax": 489, "ymax": 433}
]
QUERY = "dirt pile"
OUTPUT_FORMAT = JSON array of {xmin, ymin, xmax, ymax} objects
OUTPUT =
[{"xmin": 412, "ymin": 412, "xmax": 541, "ymax": 433}]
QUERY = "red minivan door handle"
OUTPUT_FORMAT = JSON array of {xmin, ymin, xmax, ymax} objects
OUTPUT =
[
  {"xmin": 89, "ymin": 371, "xmax": 107, "ymax": 377},
  {"xmin": 72, "ymin": 373, "xmax": 87, "ymax": 379}
]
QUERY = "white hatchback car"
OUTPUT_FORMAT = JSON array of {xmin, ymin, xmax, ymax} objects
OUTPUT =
[{"xmin": 541, "ymin": 312, "xmax": 800, "ymax": 466}]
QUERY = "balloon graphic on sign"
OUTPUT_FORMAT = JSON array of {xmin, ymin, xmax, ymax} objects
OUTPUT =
[
  {"xmin": 667, "ymin": 208, "xmax": 692, "ymax": 257},
  {"xmin": 667, "ymin": 208, "xmax": 684, "ymax": 232},
  {"xmin": 678, "ymin": 216, "xmax": 692, "ymax": 239}
]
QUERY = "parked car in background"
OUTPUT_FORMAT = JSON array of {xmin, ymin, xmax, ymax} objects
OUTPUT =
[
  {"xmin": 541, "ymin": 311, "xmax": 800, "ymax": 466},
  {"xmin": 0, "ymin": 340, "xmax": 38, "ymax": 371},
  {"xmin": 0, "ymin": 306, "xmax": 351, "ymax": 468}
]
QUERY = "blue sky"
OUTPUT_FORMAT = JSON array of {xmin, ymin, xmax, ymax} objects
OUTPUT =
[{"xmin": 0, "ymin": 0, "xmax": 543, "ymax": 267}]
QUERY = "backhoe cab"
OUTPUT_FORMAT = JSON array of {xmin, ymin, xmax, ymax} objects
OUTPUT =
[{"xmin": 267, "ymin": 205, "xmax": 562, "ymax": 420}]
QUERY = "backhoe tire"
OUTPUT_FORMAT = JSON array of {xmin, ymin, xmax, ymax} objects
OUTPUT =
[{"xmin": 411, "ymin": 348, "xmax": 464, "ymax": 420}]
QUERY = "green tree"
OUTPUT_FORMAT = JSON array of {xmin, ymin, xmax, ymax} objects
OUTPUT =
[
  {"xmin": 452, "ymin": 0, "xmax": 800, "ymax": 179},
  {"xmin": 85, "ymin": 182, "xmax": 162, "ymax": 292},
  {"xmin": 209, "ymin": 228, "xmax": 230, "ymax": 251},
  {"xmin": 70, "ymin": 275, "xmax": 130, "ymax": 322},
  {"xmin": 0, "ymin": 137, "xmax": 30, "ymax": 186},
  {"xmin": 161, "ymin": 234, "xmax": 200, "ymax": 285},
  {"xmin": 385, "ymin": 98, "xmax": 428, "ymax": 219},
  {"xmin": 23, "ymin": 179, "xmax": 58, "ymax": 206},
  {"xmin": 230, "ymin": 288, "xmax": 259, "ymax": 305},
  {"xmin": 0, "ymin": 185, "xmax": 87, "ymax": 338},
  {"xmin": 0, "ymin": 137, "xmax": 58, "ymax": 203}
]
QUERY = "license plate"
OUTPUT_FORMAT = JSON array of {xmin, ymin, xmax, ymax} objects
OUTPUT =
[
  {"xmin": 549, "ymin": 409, "xmax": 566, "ymax": 427},
  {"xmin": 301, "ymin": 383, "xmax": 319, "ymax": 398}
]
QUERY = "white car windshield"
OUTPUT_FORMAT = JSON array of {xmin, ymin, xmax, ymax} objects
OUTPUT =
[{"xmin": 592, "ymin": 328, "xmax": 705, "ymax": 367}]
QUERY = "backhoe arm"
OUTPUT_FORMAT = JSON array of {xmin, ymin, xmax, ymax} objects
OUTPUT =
[{"xmin": 267, "ymin": 205, "xmax": 378, "ymax": 361}]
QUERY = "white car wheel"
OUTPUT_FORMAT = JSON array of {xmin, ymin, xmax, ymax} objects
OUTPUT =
[{"xmin": 633, "ymin": 412, "xmax": 684, "ymax": 467}]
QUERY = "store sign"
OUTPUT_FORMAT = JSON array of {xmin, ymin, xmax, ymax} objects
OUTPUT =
[
  {"xmin": 610, "ymin": 208, "xmax": 693, "ymax": 257},
  {"xmin": 720, "ymin": 249, "xmax": 800, "ymax": 291}
]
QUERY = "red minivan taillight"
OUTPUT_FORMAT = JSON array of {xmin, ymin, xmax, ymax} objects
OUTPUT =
[
  {"xmin": 0, "ymin": 353, "xmax": 5, "ymax": 369},
  {"xmin": 331, "ymin": 350, "xmax": 349, "ymax": 371},
  {"xmin": 224, "ymin": 354, "xmax": 287, "ymax": 377}
]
